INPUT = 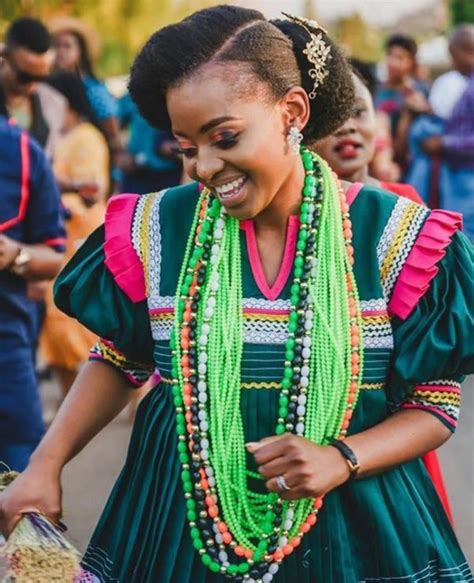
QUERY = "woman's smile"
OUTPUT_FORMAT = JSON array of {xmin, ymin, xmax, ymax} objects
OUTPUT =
[{"xmin": 213, "ymin": 176, "xmax": 248, "ymax": 205}]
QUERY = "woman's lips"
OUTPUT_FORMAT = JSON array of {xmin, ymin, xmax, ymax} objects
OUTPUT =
[
  {"xmin": 214, "ymin": 177, "xmax": 248, "ymax": 206},
  {"xmin": 334, "ymin": 140, "xmax": 362, "ymax": 160}
]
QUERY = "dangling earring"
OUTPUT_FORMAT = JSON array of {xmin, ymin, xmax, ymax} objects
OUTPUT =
[{"xmin": 287, "ymin": 125, "xmax": 303, "ymax": 155}]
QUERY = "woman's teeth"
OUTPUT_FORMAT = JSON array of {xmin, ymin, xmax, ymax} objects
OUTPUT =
[{"xmin": 215, "ymin": 177, "xmax": 247, "ymax": 199}]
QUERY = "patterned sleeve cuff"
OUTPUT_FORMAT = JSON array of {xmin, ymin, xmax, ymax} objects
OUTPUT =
[
  {"xmin": 89, "ymin": 338, "xmax": 155, "ymax": 387},
  {"xmin": 400, "ymin": 380, "xmax": 462, "ymax": 431}
]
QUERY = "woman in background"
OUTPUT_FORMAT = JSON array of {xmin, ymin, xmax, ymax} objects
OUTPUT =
[
  {"xmin": 49, "ymin": 18, "xmax": 123, "ymax": 189},
  {"xmin": 40, "ymin": 71, "xmax": 108, "ymax": 396},
  {"xmin": 313, "ymin": 70, "xmax": 453, "ymax": 522}
]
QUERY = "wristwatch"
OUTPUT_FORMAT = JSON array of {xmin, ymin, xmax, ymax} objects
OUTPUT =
[
  {"xmin": 329, "ymin": 438, "xmax": 360, "ymax": 479},
  {"xmin": 10, "ymin": 246, "xmax": 32, "ymax": 276}
]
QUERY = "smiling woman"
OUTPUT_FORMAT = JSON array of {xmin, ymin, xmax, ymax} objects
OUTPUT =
[{"xmin": 0, "ymin": 5, "xmax": 472, "ymax": 583}]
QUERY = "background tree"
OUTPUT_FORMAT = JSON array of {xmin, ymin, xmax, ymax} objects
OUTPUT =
[{"xmin": 450, "ymin": 0, "xmax": 474, "ymax": 24}]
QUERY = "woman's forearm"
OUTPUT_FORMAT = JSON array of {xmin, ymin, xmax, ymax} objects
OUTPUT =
[
  {"xmin": 20, "ymin": 244, "xmax": 64, "ymax": 280},
  {"xmin": 345, "ymin": 409, "xmax": 451, "ymax": 479},
  {"xmin": 30, "ymin": 361, "xmax": 134, "ymax": 473}
]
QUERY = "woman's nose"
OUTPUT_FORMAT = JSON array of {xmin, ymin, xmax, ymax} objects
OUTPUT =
[
  {"xmin": 195, "ymin": 151, "xmax": 225, "ymax": 183},
  {"xmin": 334, "ymin": 117, "xmax": 357, "ymax": 137}
]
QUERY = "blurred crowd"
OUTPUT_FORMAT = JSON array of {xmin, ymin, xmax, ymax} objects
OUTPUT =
[{"xmin": 0, "ymin": 15, "xmax": 472, "ymax": 470}]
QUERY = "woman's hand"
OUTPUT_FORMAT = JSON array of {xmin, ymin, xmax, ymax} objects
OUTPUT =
[
  {"xmin": 0, "ymin": 461, "xmax": 63, "ymax": 539},
  {"xmin": 421, "ymin": 136, "xmax": 443, "ymax": 156},
  {"xmin": 246, "ymin": 434, "xmax": 350, "ymax": 500}
]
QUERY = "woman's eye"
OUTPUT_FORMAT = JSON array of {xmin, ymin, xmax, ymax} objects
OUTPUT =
[
  {"xmin": 216, "ymin": 138, "xmax": 238, "ymax": 149},
  {"xmin": 174, "ymin": 146, "xmax": 197, "ymax": 158},
  {"xmin": 352, "ymin": 107, "xmax": 366, "ymax": 118},
  {"xmin": 213, "ymin": 132, "xmax": 240, "ymax": 150}
]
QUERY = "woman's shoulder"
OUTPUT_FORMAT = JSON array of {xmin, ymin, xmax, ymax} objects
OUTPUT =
[
  {"xmin": 109, "ymin": 181, "xmax": 200, "ymax": 227},
  {"xmin": 350, "ymin": 183, "xmax": 464, "ymax": 320},
  {"xmin": 350, "ymin": 182, "xmax": 408, "ymax": 230},
  {"xmin": 77, "ymin": 121, "xmax": 107, "ymax": 140}
]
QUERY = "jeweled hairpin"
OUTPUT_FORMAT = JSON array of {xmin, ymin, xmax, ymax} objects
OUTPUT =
[{"xmin": 282, "ymin": 12, "xmax": 331, "ymax": 99}]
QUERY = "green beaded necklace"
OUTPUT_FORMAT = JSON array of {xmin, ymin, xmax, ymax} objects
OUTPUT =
[{"xmin": 170, "ymin": 150, "xmax": 363, "ymax": 578}]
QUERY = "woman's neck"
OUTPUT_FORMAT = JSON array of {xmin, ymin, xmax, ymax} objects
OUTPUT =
[
  {"xmin": 253, "ymin": 157, "xmax": 305, "ymax": 233},
  {"xmin": 343, "ymin": 165, "xmax": 369, "ymax": 184}
]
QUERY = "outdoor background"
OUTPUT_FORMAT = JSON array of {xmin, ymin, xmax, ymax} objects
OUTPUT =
[
  {"xmin": 1, "ymin": 0, "xmax": 473, "ymax": 78},
  {"xmin": 1, "ymin": 0, "xmax": 473, "ymax": 571}
]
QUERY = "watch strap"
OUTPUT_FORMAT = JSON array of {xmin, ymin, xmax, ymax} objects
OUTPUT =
[{"xmin": 329, "ymin": 438, "xmax": 360, "ymax": 478}]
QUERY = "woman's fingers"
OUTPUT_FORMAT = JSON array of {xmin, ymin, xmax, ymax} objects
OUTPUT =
[
  {"xmin": 246, "ymin": 435, "xmax": 289, "ymax": 465},
  {"xmin": 257, "ymin": 456, "xmax": 288, "ymax": 480},
  {"xmin": 0, "ymin": 508, "xmax": 22, "ymax": 539},
  {"xmin": 265, "ymin": 475, "xmax": 302, "ymax": 500}
]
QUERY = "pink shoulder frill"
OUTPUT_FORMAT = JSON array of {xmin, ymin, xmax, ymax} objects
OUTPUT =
[
  {"xmin": 388, "ymin": 209, "xmax": 462, "ymax": 320},
  {"xmin": 103, "ymin": 194, "xmax": 146, "ymax": 303}
]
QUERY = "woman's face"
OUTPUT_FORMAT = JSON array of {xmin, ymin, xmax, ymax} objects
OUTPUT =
[
  {"xmin": 167, "ymin": 63, "xmax": 304, "ymax": 221},
  {"xmin": 53, "ymin": 32, "xmax": 81, "ymax": 72},
  {"xmin": 313, "ymin": 75, "xmax": 376, "ymax": 181},
  {"xmin": 385, "ymin": 45, "xmax": 415, "ymax": 83}
]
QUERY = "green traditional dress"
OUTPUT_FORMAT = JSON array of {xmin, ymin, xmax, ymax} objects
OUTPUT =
[{"xmin": 55, "ymin": 181, "xmax": 473, "ymax": 583}]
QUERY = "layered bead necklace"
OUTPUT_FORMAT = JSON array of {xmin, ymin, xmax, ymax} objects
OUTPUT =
[{"xmin": 170, "ymin": 149, "xmax": 363, "ymax": 581}]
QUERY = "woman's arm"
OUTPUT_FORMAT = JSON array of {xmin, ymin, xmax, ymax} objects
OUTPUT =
[
  {"xmin": 344, "ymin": 409, "xmax": 451, "ymax": 478},
  {"xmin": 248, "ymin": 409, "xmax": 451, "ymax": 500},
  {"xmin": 0, "ymin": 361, "xmax": 134, "ymax": 537},
  {"xmin": 0, "ymin": 235, "xmax": 63, "ymax": 280},
  {"xmin": 32, "ymin": 361, "xmax": 134, "ymax": 469}
]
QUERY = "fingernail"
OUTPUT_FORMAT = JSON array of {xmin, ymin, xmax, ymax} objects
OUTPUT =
[{"xmin": 245, "ymin": 442, "xmax": 259, "ymax": 452}]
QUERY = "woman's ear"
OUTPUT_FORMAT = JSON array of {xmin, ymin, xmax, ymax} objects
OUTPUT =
[{"xmin": 280, "ymin": 85, "xmax": 310, "ymax": 132}]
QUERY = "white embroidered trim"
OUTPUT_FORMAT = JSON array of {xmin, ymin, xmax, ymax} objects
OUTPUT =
[
  {"xmin": 383, "ymin": 206, "xmax": 428, "ymax": 301},
  {"xmin": 360, "ymin": 298, "xmax": 388, "ymax": 313},
  {"xmin": 242, "ymin": 298, "xmax": 291, "ymax": 311},
  {"xmin": 131, "ymin": 194, "xmax": 148, "ymax": 261},
  {"xmin": 363, "ymin": 336, "xmax": 394, "ymax": 350},
  {"xmin": 243, "ymin": 319, "xmax": 288, "ymax": 345},
  {"xmin": 148, "ymin": 295, "xmax": 175, "ymax": 309},
  {"xmin": 146, "ymin": 190, "xmax": 168, "ymax": 298},
  {"xmin": 376, "ymin": 197, "xmax": 411, "ymax": 266},
  {"xmin": 150, "ymin": 317, "xmax": 289, "ymax": 345},
  {"xmin": 151, "ymin": 319, "xmax": 174, "ymax": 342}
]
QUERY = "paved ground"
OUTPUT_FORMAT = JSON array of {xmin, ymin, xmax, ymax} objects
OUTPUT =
[{"xmin": 40, "ymin": 376, "xmax": 473, "ymax": 564}]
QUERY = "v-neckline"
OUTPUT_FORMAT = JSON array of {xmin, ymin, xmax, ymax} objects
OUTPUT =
[{"xmin": 240, "ymin": 216, "xmax": 300, "ymax": 301}]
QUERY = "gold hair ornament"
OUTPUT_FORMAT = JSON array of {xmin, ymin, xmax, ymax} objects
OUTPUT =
[{"xmin": 281, "ymin": 12, "xmax": 331, "ymax": 99}]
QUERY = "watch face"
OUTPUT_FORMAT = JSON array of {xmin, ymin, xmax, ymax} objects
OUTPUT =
[
  {"xmin": 11, "ymin": 248, "xmax": 31, "ymax": 275},
  {"xmin": 16, "ymin": 249, "xmax": 31, "ymax": 266}
]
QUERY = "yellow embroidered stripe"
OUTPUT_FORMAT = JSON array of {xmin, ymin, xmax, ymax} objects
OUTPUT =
[{"xmin": 380, "ymin": 203, "xmax": 419, "ymax": 283}]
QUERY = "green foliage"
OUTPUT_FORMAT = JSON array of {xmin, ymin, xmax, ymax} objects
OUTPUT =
[
  {"xmin": 450, "ymin": 0, "xmax": 474, "ymax": 24},
  {"xmin": 0, "ymin": 0, "xmax": 214, "ymax": 76}
]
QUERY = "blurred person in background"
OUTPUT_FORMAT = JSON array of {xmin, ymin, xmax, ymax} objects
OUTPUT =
[
  {"xmin": 375, "ymin": 34, "xmax": 430, "ymax": 173},
  {"xmin": 39, "ymin": 71, "xmax": 109, "ymax": 397},
  {"xmin": 350, "ymin": 58, "xmax": 401, "ymax": 182},
  {"xmin": 313, "ymin": 70, "xmax": 454, "ymax": 523},
  {"xmin": 49, "ymin": 18, "xmax": 124, "ymax": 190},
  {"xmin": 118, "ymin": 91, "xmax": 181, "ymax": 194},
  {"xmin": 0, "ymin": 17, "xmax": 65, "ymax": 160},
  {"xmin": 0, "ymin": 116, "xmax": 65, "ymax": 472},
  {"xmin": 406, "ymin": 24, "xmax": 474, "ymax": 241},
  {"xmin": 429, "ymin": 25, "xmax": 474, "ymax": 121},
  {"xmin": 314, "ymin": 70, "xmax": 423, "ymax": 201}
]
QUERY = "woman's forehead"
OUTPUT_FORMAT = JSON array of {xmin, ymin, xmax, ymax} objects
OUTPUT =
[
  {"xmin": 352, "ymin": 74, "xmax": 371, "ymax": 102},
  {"xmin": 167, "ymin": 63, "xmax": 272, "ymax": 133}
]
